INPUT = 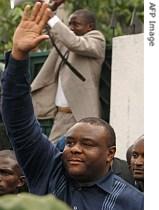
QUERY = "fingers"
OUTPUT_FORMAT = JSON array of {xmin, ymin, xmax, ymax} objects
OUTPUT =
[
  {"xmin": 23, "ymin": 2, "xmax": 50, "ymax": 23},
  {"xmin": 30, "ymin": 2, "xmax": 42, "ymax": 21},
  {"xmin": 39, "ymin": 8, "xmax": 52, "ymax": 29},
  {"xmin": 22, "ymin": 5, "xmax": 31, "ymax": 21},
  {"xmin": 34, "ymin": 34, "xmax": 49, "ymax": 46},
  {"xmin": 22, "ymin": 2, "xmax": 51, "ymax": 31},
  {"xmin": 35, "ymin": 3, "xmax": 49, "ymax": 24}
]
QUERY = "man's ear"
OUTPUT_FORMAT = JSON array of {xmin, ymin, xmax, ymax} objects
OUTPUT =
[
  {"xmin": 87, "ymin": 22, "xmax": 94, "ymax": 31},
  {"xmin": 106, "ymin": 146, "xmax": 116, "ymax": 163},
  {"xmin": 17, "ymin": 176, "xmax": 25, "ymax": 188}
]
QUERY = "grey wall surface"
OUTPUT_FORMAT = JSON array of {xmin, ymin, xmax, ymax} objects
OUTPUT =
[{"xmin": 110, "ymin": 33, "xmax": 144, "ymax": 159}]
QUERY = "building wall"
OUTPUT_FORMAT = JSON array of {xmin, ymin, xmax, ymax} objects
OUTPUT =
[{"xmin": 110, "ymin": 33, "xmax": 144, "ymax": 160}]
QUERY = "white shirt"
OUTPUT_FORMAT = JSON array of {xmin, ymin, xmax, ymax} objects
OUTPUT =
[{"xmin": 48, "ymin": 15, "xmax": 69, "ymax": 107}]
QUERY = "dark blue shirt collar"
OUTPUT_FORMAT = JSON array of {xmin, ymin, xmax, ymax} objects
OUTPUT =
[
  {"xmin": 68, "ymin": 170, "xmax": 114, "ymax": 194},
  {"xmin": 95, "ymin": 170, "xmax": 114, "ymax": 194}
]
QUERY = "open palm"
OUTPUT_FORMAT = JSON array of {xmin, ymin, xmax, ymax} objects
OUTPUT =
[{"xmin": 13, "ymin": 2, "xmax": 52, "ymax": 54}]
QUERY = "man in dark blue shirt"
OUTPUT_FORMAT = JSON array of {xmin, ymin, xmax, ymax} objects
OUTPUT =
[{"xmin": 1, "ymin": 2, "xmax": 143, "ymax": 210}]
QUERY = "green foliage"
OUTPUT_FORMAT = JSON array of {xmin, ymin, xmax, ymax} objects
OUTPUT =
[
  {"xmin": 0, "ymin": 0, "xmax": 23, "ymax": 54},
  {"xmin": 0, "ymin": 1, "xmax": 50, "ymax": 55},
  {"xmin": 66, "ymin": 0, "xmax": 144, "ymax": 44}
]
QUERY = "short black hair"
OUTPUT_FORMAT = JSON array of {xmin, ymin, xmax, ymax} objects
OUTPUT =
[
  {"xmin": 73, "ymin": 9, "xmax": 96, "ymax": 29},
  {"xmin": 126, "ymin": 144, "xmax": 133, "ymax": 166},
  {"xmin": 78, "ymin": 117, "xmax": 116, "ymax": 147},
  {"xmin": 0, "ymin": 149, "xmax": 23, "ymax": 175},
  {"xmin": 0, "ymin": 149, "xmax": 17, "ymax": 160}
]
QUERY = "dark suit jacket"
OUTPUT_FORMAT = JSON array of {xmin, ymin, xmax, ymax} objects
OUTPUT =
[{"xmin": 112, "ymin": 157, "xmax": 135, "ymax": 185}]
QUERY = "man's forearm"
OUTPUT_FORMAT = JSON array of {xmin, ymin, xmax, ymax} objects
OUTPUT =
[{"xmin": 1, "ymin": 54, "xmax": 31, "ymax": 134}]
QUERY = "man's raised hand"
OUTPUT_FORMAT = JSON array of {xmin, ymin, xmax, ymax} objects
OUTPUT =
[
  {"xmin": 49, "ymin": 0, "xmax": 65, "ymax": 11},
  {"xmin": 35, "ymin": 0, "xmax": 65, "ymax": 11},
  {"xmin": 12, "ymin": 2, "xmax": 52, "ymax": 60}
]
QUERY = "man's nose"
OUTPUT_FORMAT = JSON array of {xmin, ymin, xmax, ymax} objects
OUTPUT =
[
  {"xmin": 135, "ymin": 156, "xmax": 144, "ymax": 165},
  {"xmin": 69, "ymin": 24, "xmax": 74, "ymax": 31},
  {"xmin": 70, "ymin": 143, "xmax": 82, "ymax": 154}
]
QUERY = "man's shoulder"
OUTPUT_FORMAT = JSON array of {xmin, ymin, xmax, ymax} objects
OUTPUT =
[
  {"xmin": 102, "ymin": 172, "xmax": 143, "ymax": 209},
  {"xmin": 113, "ymin": 174, "xmax": 144, "ymax": 210},
  {"xmin": 85, "ymin": 30, "xmax": 105, "ymax": 40},
  {"xmin": 113, "ymin": 173, "xmax": 143, "ymax": 197}
]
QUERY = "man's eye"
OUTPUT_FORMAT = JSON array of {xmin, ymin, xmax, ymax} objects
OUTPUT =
[
  {"xmin": 75, "ymin": 23, "xmax": 80, "ymax": 27},
  {"xmin": 66, "ymin": 141, "xmax": 74, "ymax": 147},
  {"xmin": 82, "ymin": 142, "xmax": 94, "ymax": 147},
  {"xmin": 132, "ymin": 153, "xmax": 138, "ymax": 159},
  {"xmin": 0, "ymin": 170, "xmax": 11, "ymax": 176}
]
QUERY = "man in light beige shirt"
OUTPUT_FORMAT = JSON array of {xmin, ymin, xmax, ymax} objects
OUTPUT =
[{"xmin": 31, "ymin": 1, "xmax": 106, "ymax": 141}]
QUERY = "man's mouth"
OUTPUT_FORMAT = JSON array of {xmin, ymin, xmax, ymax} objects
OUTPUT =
[
  {"xmin": 68, "ymin": 159, "xmax": 84, "ymax": 165},
  {"xmin": 133, "ymin": 168, "xmax": 144, "ymax": 174}
]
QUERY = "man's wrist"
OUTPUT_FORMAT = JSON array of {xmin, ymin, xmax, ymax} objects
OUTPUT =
[
  {"xmin": 48, "ymin": 15, "xmax": 60, "ymax": 28},
  {"xmin": 11, "ymin": 48, "xmax": 28, "ymax": 61}
]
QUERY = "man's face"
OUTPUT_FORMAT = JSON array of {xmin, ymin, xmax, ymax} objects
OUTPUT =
[
  {"xmin": 0, "ymin": 157, "xmax": 22, "ymax": 195},
  {"xmin": 68, "ymin": 14, "xmax": 93, "ymax": 36},
  {"xmin": 131, "ymin": 140, "xmax": 144, "ymax": 181},
  {"xmin": 62, "ymin": 122, "xmax": 115, "ymax": 183}
]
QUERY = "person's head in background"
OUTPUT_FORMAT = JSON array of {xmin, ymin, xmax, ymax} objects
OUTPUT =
[
  {"xmin": 130, "ymin": 135, "xmax": 144, "ymax": 191},
  {"xmin": 0, "ymin": 150, "xmax": 25, "ymax": 196},
  {"xmin": 68, "ymin": 9, "xmax": 96, "ymax": 36},
  {"xmin": 126, "ymin": 144, "xmax": 134, "ymax": 170},
  {"xmin": 62, "ymin": 117, "xmax": 116, "ymax": 183}
]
